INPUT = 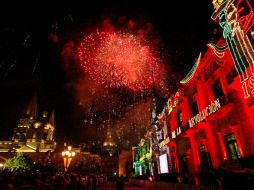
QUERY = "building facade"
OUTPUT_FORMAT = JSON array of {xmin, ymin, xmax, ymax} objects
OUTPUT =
[
  {"xmin": 0, "ymin": 93, "xmax": 56, "ymax": 153},
  {"xmin": 132, "ymin": 137, "xmax": 153, "ymax": 178},
  {"xmin": 132, "ymin": 0, "xmax": 254, "ymax": 183},
  {"xmin": 157, "ymin": 39, "xmax": 254, "ymax": 181},
  {"xmin": 133, "ymin": 39, "xmax": 254, "ymax": 183}
]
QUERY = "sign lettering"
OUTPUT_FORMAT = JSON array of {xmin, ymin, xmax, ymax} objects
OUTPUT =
[{"xmin": 188, "ymin": 98, "xmax": 221, "ymax": 128}]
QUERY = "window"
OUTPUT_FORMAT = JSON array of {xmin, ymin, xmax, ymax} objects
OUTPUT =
[
  {"xmin": 167, "ymin": 124, "xmax": 171, "ymax": 138},
  {"xmin": 177, "ymin": 112, "xmax": 183, "ymax": 127},
  {"xmin": 135, "ymin": 150, "xmax": 140, "ymax": 161},
  {"xmin": 212, "ymin": 79, "xmax": 224, "ymax": 99},
  {"xmin": 191, "ymin": 100, "xmax": 199, "ymax": 116},
  {"xmin": 225, "ymin": 133, "xmax": 241, "ymax": 160},
  {"xmin": 161, "ymin": 129, "xmax": 164, "ymax": 140}
]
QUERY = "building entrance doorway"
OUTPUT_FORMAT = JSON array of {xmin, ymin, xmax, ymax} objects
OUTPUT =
[
  {"xmin": 198, "ymin": 144, "xmax": 212, "ymax": 171},
  {"xmin": 225, "ymin": 133, "xmax": 241, "ymax": 160}
]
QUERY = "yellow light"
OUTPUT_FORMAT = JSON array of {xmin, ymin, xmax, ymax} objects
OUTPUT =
[
  {"xmin": 62, "ymin": 144, "xmax": 76, "ymax": 172},
  {"xmin": 34, "ymin": 122, "xmax": 41, "ymax": 128},
  {"xmin": 212, "ymin": 0, "xmax": 224, "ymax": 10}
]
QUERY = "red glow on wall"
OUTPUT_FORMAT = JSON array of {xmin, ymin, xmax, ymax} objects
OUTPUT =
[{"xmin": 160, "ymin": 38, "xmax": 254, "ymax": 178}]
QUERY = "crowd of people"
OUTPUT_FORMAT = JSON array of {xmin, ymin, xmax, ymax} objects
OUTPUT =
[
  {"xmin": 0, "ymin": 169, "xmax": 104, "ymax": 190},
  {"xmin": 1, "ymin": 165, "xmax": 254, "ymax": 189}
]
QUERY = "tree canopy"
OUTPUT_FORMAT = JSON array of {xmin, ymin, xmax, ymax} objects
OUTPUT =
[{"xmin": 3, "ymin": 153, "xmax": 33, "ymax": 171}]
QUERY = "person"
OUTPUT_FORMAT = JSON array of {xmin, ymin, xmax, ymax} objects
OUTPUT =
[
  {"xmin": 92, "ymin": 175, "xmax": 97, "ymax": 190},
  {"xmin": 115, "ymin": 176, "xmax": 124, "ymax": 190},
  {"xmin": 86, "ymin": 176, "xmax": 90, "ymax": 190},
  {"xmin": 77, "ymin": 174, "xmax": 85, "ymax": 190}
]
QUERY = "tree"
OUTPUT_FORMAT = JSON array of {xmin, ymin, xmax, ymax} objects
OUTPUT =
[{"xmin": 3, "ymin": 153, "xmax": 33, "ymax": 171}]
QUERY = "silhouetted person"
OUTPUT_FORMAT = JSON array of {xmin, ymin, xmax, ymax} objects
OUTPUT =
[
  {"xmin": 92, "ymin": 176, "xmax": 97, "ymax": 190},
  {"xmin": 115, "ymin": 176, "xmax": 124, "ymax": 190}
]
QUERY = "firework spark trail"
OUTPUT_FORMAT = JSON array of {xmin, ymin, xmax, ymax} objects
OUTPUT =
[
  {"xmin": 114, "ymin": 100, "xmax": 151, "ymax": 149},
  {"xmin": 68, "ymin": 14, "xmax": 74, "ymax": 23},
  {"xmin": 0, "ymin": 50, "xmax": 15, "ymax": 70},
  {"xmin": 22, "ymin": 34, "xmax": 31, "ymax": 46},
  {"xmin": 32, "ymin": 53, "xmax": 40, "ymax": 74},
  {"xmin": 78, "ymin": 30, "xmax": 163, "ymax": 91},
  {"xmin": 3, "ymin": 63, "xmax": 15, "ymax": 80}
]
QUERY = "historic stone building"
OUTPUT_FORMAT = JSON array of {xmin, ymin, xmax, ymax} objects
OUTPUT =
[
  {"xmin": 132, "ymin": 1, "xmax": 254, "ymax": 183},
  {"xmin": 0, "ymin": 93, "xmax": 56, "ymax": 153}
]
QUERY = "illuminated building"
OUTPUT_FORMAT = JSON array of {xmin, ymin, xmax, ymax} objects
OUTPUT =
[
  {"xmin": 155, "ymin": 36, "xmax": 254, "ymax": 182},
  {"xmin": 132, "ymin": 76, "xmax": 159, "ymax": 178},
  {"xmin": 132, "ymin": 137, "xmax": 153, "ymax": 177},
  {"xmin": 211, "ymin": 0, "xmax": 254, "ymax": 98},
  {"xmin": 0, "ymin": 93, "xmax": 56, "ymax": 153},
  {"xmin": 103, "ymin": 128, "xmax": 117, "ymax": 157},
  {"xmin": 132, "ymin": 0, "xmax": 254, "ymax": 182},
  {"xmin": 102, "ymin": 128, "xmax": 119, "ymax": 179}
]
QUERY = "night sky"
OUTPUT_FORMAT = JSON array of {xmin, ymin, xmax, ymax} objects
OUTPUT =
[{"xmin": 0, "ymin": 0, "xmax": 219, "ymax": 149}]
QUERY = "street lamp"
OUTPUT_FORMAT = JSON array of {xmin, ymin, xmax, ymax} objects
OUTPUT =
[{"xmin": 62, "ymin": 145, "xmax": 76, "ymax": 172}]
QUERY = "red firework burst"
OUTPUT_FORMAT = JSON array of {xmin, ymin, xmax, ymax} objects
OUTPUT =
[{"xmin": 78, "ymin": 29, "xmax": 162, "ymax": 91}]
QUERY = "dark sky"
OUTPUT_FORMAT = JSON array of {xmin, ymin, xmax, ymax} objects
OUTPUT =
[{"xmin": 0, "ymin": 0, "xmax": 219, "ymax": 146}]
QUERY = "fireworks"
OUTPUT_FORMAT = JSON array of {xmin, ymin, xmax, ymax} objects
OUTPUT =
[
  {"xmin": 78, "ymin": 30, "xmax": 162, "ymax": 91},
  {"xmin": 74, "ymin": 22, "xmax": 170, "ymax": 148}
]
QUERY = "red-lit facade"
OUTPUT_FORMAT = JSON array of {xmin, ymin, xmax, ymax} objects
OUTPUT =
[
  {"xmin": 131, "ymin": 0, "xmax": 254, "ymax": 181},
  {"xmin": 157, "ymin": 39, "xmax": 254, "ymax": 181}
]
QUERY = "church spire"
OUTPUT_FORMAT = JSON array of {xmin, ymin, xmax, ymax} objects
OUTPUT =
[
  {"xmin": 23, "ymin": 92, "xmax": 38, "ymax": 119},
  {"xmin": 49, "ymin": 110, "xmax": 55, "ymax": 126},
  {"xmin": 103, "ymin": 127, "xmax": 117, "ymax": 156}
]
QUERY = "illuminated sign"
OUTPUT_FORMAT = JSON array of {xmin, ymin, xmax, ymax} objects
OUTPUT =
[
  {"xmin": 157, "ymin": 91, "xmax": 182, "ymax": 120},
  {"xmin": 212, "ymin": 0, "xmax": 254, "ymax": 99},
  {"xmin": 159, "ymin": 154, "xmax": 169, "ymax": 174},
  {"xmin": 171, "ymin": 126, "xmax": 182, "ymax": 140},
  {"xmin": 172, "ymin": 131, "xmax": 176, "ymax": 139},
  {"xmin": 212, "ymin": 0, "xmax": 224, "ymax": 11},
  {"xmin": 188, "ymin": 98, "xmax": 221, "ymax": 128},
  {"xmin": 159, "ymin": 137, "xmax": 170, "ymax": 148}
]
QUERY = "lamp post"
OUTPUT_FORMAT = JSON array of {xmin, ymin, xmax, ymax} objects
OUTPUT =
[{"xmin": 62, "ymin": 145, "xmax": 76, "ymax": 172}]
